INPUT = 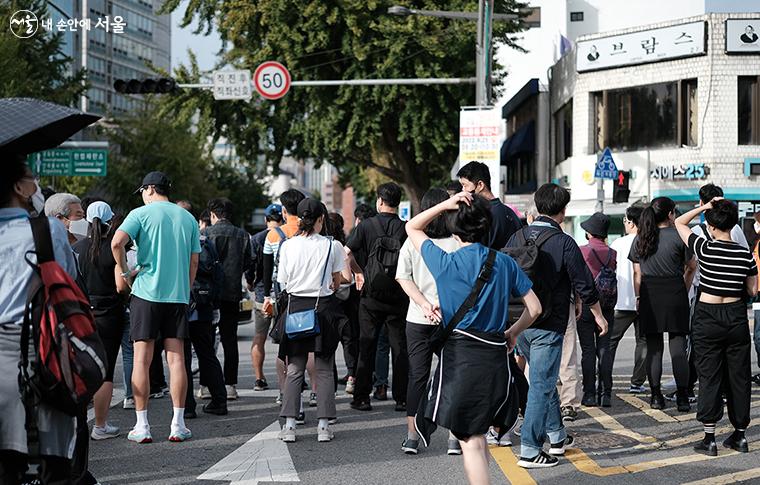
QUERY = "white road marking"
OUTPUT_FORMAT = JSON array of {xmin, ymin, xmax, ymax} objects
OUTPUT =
[{"xmin": 197, "ymin": 420, "xmax": 299, "ymax": 484}]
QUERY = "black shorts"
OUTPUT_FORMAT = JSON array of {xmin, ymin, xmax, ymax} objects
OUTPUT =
[{"xmin": 129, "ymin": 295, "xmax": 189, "ymax": 341}]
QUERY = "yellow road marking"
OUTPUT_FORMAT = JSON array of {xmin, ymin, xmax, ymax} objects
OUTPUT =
[
  {"xmin": 490, "ymin": 446, "xmax": 537, "ymax": 485},
  {"xmin": 680, "ymin": 467, "xmax": 760, "ymax": 485},
  {"xmin": 564, "ymin": 449, "xmax": 627, "ymax": 476},
  {"xmin": 615, "ymin": 394, "xmax": 677, "ymax": 423},
  {"xmin": 581, "ymin": 406, "xmax": 657, "ymax": 443}
]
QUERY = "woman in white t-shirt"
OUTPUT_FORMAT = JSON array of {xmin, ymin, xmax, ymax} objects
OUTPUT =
[
  {"xmin": 395, "ymin": 188, "xmax": 460, "ymax": 456},
  {"xmin": 275, "ymin": 199, "xmax": 347, "ymax": 443}
]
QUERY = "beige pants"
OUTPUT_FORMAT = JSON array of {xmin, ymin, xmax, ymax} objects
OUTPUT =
[{"xmin": 558, "ymin": 303, "xmax": 582, "ymax": 409}]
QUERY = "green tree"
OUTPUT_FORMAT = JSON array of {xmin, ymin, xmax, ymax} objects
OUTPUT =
[
  {"xmin": 160, "ymin": 0, "xmax": 526, "ymax": 209},
  {"xmin": 0, "ymin": 0, "xmax": 87, "ymax": 105}
]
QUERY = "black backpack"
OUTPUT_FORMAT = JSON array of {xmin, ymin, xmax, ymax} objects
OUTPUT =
[
  {"xmin": 363, "ymin": 217, "xmax": 405, "ymax": 303},
  {"xmin": 194, "ymin": 236, "xmax": 224, "ymax": 309},
  {"xmin": 502, "ymin": 226, "xmax": 561, "ymax": 324}
]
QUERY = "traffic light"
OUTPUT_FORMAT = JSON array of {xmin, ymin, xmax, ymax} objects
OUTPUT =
[
  {"xmin": 113, "ymin": 78, "xmax": 177, "ymax": 94},
  {"xmin": 613, "ymin": 170, "xmax": 630, "ymax": 203}
]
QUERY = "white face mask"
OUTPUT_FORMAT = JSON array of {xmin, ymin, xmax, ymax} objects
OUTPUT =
[
  {"xmin": 29, "ymin": 181, "xmax": 45, "ymax": 214},
  {"xmin": 754, "ymin": 221, "xmax": 760, "ymax": 234},
  {"xmin": 68, "ymin": 218, "xmax": 90, "ymax": 240}
]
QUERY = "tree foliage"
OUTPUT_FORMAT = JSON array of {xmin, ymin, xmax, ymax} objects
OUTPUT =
[
  {"xmin": 0, "ymin": 0, "xmax": 87, "ymax": 105},
  {"xmin": 160, "ymin": 0, "xmax": 526, "ymax": 208}
]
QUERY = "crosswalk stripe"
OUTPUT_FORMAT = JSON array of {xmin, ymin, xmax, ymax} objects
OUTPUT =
[
  {"xmin": 489, "ymin": 446, "xmax": 537, "ymax": 485},
  {"xmin": 679, "ymin": 467, "xmax": 760, "ymax": 485},
  {"xmin": 580, "ymin": 406, "xmax": 657, "ymax": 444},
  {"xmin": 616, "ymin": 394, "xmax": 678, "ymax": 423}
]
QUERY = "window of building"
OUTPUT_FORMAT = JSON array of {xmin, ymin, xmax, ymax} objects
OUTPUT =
[
  {"xmin": 739, "ymin": 76, "xmax": 760, "ymax": 145},
  {"xmin": 592, "ymin": 79, "xmax": 697, "ymax": 152},
  {"xmin": 570, "ymin": 11, "xmax": 584, "ymax": 22},
  {"xmin": 554, "ymin": 100, "xmax": 573, "ymax": 163}
]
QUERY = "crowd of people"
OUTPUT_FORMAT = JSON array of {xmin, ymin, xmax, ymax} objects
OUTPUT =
[{"xmin": 2, "ymin": 155, "xmax": 760, "ymax": 484}]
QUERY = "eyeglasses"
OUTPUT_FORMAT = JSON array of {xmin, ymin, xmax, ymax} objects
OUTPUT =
[
  {"xmin": 138, "ymin": 186, "xmax": 146, "ymax": 193},
  {"xmin": 622, "ymin": 216, "xmax": 630, "ymax": 224}
]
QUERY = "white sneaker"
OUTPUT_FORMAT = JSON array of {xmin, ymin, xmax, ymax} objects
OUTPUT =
[
  {"xmin": 345, "ymin": 377, "xmax": 355, "ymax": 395},
  {"xmin": 122, "ymin": 397, "xmax": 135, "ymax": 410},
  {"xmin": 486, "ymin": 427, "xmax": 512, "ymax": 447},
  {"xmin": 279, "ymin": 426, "xmax": 296, "ymax": 443},
  {"xmin": 197, "ymin": 386, "xmax": 212, "ymax": 400},
  {"xmin": 91, "ymin": 422, "xmax": 120, "ymax": 440},
  {"xmin": 226, "ymin": 385, "xmax": 238, "ymax": 400},
  {"xmin": 317, "ymin": 426, "xmax": 334, "ymax": 442}
]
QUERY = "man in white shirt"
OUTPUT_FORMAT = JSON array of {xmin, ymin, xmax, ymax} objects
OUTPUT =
[{"xmin": 608, "ymin": 205, "xmax": 648, "ymax": 394}]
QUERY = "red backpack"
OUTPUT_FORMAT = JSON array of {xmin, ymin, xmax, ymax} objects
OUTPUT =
[{"xmin": 19, "ymin": 216, "xmax": 106, "ymax": 416}]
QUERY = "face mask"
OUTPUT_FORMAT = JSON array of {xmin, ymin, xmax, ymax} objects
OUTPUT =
[
  {"xmin": 754, "ymin": 221, "xmax": 760, "ymax": 233},
  {"xmin": 68, "ymin": 218, "xmax": 90, "ymax": 240},
  {"xmin": 29, "ymin": 181, "xmax": 45, "ymax": 214}
]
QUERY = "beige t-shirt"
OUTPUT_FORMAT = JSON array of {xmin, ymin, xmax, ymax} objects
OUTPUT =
[{"xmin": 395, "ymin": 237, "xmax": 459, "ymax": 325}]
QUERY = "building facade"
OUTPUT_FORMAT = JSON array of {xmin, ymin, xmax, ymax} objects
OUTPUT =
[{"xmin": 549, "ymin": 12, "xmax": 760, "ymax": 239}]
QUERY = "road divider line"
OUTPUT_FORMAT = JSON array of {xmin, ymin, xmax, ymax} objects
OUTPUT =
[
  {"xmin": 616, "ymin": 394, "xmax": 678, "ymax": 423},
  {"xmin": 489, "ymin": 446, "xmax": 537, "ymax": 485},
  {"xmin": 680, "ymin": 466, "xmax": 760, "ymax": 485},
  {"xmin": 581, "ymin": 406, "xmax": 657, "ymax": 443}
]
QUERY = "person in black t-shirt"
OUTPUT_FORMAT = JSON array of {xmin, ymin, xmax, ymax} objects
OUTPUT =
[
  {"xmin": 457, "ymin": 161, "xmax": 522, "ymax": 250},
  {"xmin": 346, "ymin": 183, "xmax": 410, "ymax": 412}
]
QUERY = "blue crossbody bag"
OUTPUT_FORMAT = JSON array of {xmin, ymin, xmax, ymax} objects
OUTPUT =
[{"xmin": 284, "ymin": 239, "xmax": 332, "ymax": 340}]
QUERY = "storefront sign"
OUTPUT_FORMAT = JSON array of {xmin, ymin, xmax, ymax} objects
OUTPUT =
[
  {"xmin": 576, "ymin": 21, "xmax": 706, "ymax": 72},
  {"xmin": 650, "ymin": 163, "xmax": 709, "ymax": 181},
  {"xmin": 726, "ymin": 19, "xmax": 760, "ymax": 53},
  {"xmin": 459, "ymin": 107, "xmax": 504, "ymax": 198}
]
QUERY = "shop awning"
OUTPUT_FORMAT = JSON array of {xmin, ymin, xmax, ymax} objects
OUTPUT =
[{"xmin": 500, "ymin": 120, "xmax": 535, "ymax": 164}]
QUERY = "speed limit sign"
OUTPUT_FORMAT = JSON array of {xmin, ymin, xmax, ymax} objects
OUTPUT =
[{"xmin": 253, "ymin": 61, "xmax": 291, "ymax": 100}]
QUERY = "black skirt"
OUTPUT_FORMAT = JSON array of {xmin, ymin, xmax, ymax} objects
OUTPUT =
[
  {"xmin": 415, "ymin": 329, "xmax": 519, "ymax": 444},
  {"xmin": 639, "ymin": 275, "xmax": 690, "ymax": 334},
  {"xmin": 275, "ymin": 294, "xmax": 346, "ymax": 360}
]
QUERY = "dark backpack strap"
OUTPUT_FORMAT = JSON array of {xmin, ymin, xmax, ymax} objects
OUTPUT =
[
  {"xmin": 699, "ymin": 223, "xmax": 711, "ymax": 241},
  {"xmin": 437, "ymin": 249, "xmax": 497, "ymax": 345},
  {"xmin": 30, "ymin": 216, "xmax": 55, "ymax": 264},
  {"xmin": 533, "ymin": 227, "xmax": 561, "ymax": 248},
  {"xmin": 590, "ymin": 249, "xmax": 612, "ymax": 269},
  {"xmin": 369, "ymin": 216, "xmax": 385, "ymax": 237}
]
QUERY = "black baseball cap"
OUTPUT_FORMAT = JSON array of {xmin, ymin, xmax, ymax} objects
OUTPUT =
[
  {"xmin": 134, "ymin": 171, "xmax": 171, "ymax": 194},
  {"xmin": 297, "ymin": 198, "xmax": 325, "ymax": 219}
]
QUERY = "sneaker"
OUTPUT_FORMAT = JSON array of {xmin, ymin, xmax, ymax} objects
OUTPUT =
[
  {"xmin": 512, "ymin": 417, "xmax": 522, "ymax": 437},
  {"xmin": 122, "ymin": 397, "xmax": 135, "ymax": 410},
  {"xmin": 279, "ymin": 426, "xmax": 296, "ymax": 443},
  {"xmin": 168, "ymin": 426, "xmax": 192, "ymax": 442},
  {"xmin": 394, "ymin": 401, "xmax": 406, "ymax": 412},
  {"xmin": 254, "ymin": 379, "xmax": 269, "ymax": 391},
  {"xmin": 91, "ymin": 423, "xmax": 120, "ymax": 441},
  {"xmin": 345, "ymin": 377, "xmax": 355, "ymax": 395},
  {"xmin": 402, "ymin": 438, "xmax": 419, "ymax": 455},
  {"xmin": 629, "ymin": 384, "xmax": 647, "ymax": 394},
  {"xmin": 127, "ymin": 427, "xmax": 153, "ymax": 444},
  {"xmin": 328, "ymin": 417, "xmax": 338, "ymax": 425},
  {"xmin": 486, "ymin": 427, "xmax": 512, "ymax": 447},
  {"xmin": 665, "ymin": 390, "xmax": 697, "ymax": 403},
  {"xmin": 197, "ymin": 386, "xmax": 211, "ymax": 400},
  {"xmin": 693, "ymin": 438, "xmax": 717, "ymax": 456},
  {"xmin": 549, "ymin": 435, "xmax": 575, "ymax": 456},
  {"xmin": 517, "ymin": 451, "xmax": 559, "ymax": 469},
  {"xmin": 296, "ymin": 412, "xmax": 306, "ymax": 425},
  {"xmin": 202, "ymin": 402, "xmax": 228, "ymax": 416},
  {"xmin": 752, "ymin": 374, "xmax": 760, "ymax": 386},
  {"xmin": 309, "ymin": 392, "xmax": 317, "ymax": 407},
  {"xmin": 317, "ymin": 426, "xmax": 334, "ymax": 442},
  {"xmin": 373, "ymin": 384, "xmax": 388, "ymax": 401},
  {"xmin": 149, "ymin": 390, "xmax": 165, "ymax": 400},
  {"xmin": 226, "ymin": 385, "xmax": 238, "ymax": 400},
  {"xmin": 350, "ymin": 400, "xmax": 372, "ymax": 411},
  {"xmin": 561, "ymin": 406, "xmax": 577, "ymax": 423},
  {"xmin": 447, "ymin": 439, "xmax": 463, "ymax": 455},
  {"xmin": 275, "ymin": 393, "xmax": 283, "ymax": 405}
]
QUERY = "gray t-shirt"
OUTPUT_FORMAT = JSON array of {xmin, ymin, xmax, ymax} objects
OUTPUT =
[{"xmin": 628, "ymin": 226, "xmax": 693, "ymax": 277}]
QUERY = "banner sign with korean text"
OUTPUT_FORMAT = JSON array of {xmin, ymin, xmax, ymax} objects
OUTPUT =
[
  {"xmin": 459, "ymin": 107, "xmax": 504, "ymax": 198},
  {"xmin": 649, "ymin": 163, "xmax": 709, "ymax": 181},
  {"xmin": 726, "ymin": 19, "xmax": 760, "ymax": 54},
  {"xmin": 576, "ymin": 21, "xmax": 706, "ymax": 72}
]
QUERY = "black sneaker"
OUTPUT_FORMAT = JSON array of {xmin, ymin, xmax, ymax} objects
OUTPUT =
[
  {"xmin": 723, "ymin": 433, "xmax": 749, "ymax": 453},
  {"xmin": 581, "ymin": 392, "xmax": 597, "ymax": 407},
  {"xmin": 561, "ymin": 406, "xmax": 577, "ymax": 422},
  {"xmin": 447, "ymin": 439, "xmax": 462, "ymax": 455},
  {"xmin": 694, "ymin": 439, "xmax": 717, "ymax": 456},
  {"xmin": 402, "ymin": 438, "xmax": 419, "ymax": 455},
  {"xmin": 296, "ymin": 412, "xmax": 306, "ymax": 425},
  {"xmin": 350, "ymin": 400, "xmax": 372, "ymax": 411},
  {"xmin": 394, "ymin": 401, "xmax": 406, "ymax": 412},
  {"xmin": 254, "ymin": 378, "xmax": 269, "ymax": 391},
  {"xmin": 202, "ymin": 402, "xmax": 228, "ymax": 416},
  {"xmin": 517, "ymin": 451, "xmax": 559, "ymax": 469},
  {"xmin": 549, "ymin": 435, "xmax": 575, "ymax": 456}
]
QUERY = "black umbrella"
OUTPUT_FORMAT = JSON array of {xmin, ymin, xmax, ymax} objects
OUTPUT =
[{"xmin": 0, "ymin": 98, "xmax": 101, "ymax": 155}]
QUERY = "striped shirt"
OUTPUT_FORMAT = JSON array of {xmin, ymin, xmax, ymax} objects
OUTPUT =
[{"xmin": 688, "ymin": 233, "xmax": 757, "ymax": 298}]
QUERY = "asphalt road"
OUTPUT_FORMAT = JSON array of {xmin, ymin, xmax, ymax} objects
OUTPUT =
[{"xmin": 88, "ymin": 320, "xmax": 760, "ymax": 485}]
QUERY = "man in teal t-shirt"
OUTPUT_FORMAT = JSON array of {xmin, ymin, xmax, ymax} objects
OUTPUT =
[{"xmin": 112, "ymin": 171, "xmax": 200, "ymax": 444}]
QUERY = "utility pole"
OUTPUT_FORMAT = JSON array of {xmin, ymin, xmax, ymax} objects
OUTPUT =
[{"xmin": 475, "ymin": 0, "xmax": 495, "ymax": 106}]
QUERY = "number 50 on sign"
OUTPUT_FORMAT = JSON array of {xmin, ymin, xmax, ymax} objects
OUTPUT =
[{"xmin": 253, "ymin": 61, "xmax": 291, "ymax": 100}]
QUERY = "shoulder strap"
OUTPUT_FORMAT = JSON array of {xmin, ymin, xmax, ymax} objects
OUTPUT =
[
  {"xmin": 274, "ymin": 226, "xmax": 287, "ymax": 242},
  {"xmin": 314, "ymin": 238, "xmax": 334, "ymax": 308},
  {"xmin": 30, "ymin": 216, "xmax": 55, "ymax": 264},
  {"xmin": 437, "ymin": 249, "xmax": 497, "ymax": 345},
  {"xmin": 590, "ymin": 249, "xmax": 609, "ymax": 269},
  {"xmin": 699, "ymin": 223, "xmax": 711, "ymax": 241},
  {"xmin": 369, "ymin": 216, "xmax": 385, "ymax": 237},
  {"xmin": 533, "ymin": 227, "xmax": 561, "ymax": 248}
]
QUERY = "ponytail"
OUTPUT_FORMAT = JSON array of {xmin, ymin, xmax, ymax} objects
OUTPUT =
[
  {"xmin": 88, "ymin": 217, "xmax": 103, "ymax": 264},
  {"xmin": 635, "ymin": 197, "xmax": 675, "ymax": 260},
  {"xmin": 298, "ymin": 211, "xmax": 322, "ymax": 235}
]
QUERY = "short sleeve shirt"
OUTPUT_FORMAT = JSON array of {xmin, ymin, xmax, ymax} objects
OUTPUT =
[
  {"xmin": 277, "ymin": 234, "xmax": 346, "ymax": 297},
  {"xmin": 346, "ymin": 214, "xmax": 406, "ymax": 270},
  {"xmin": 396, "ymin": 237, "xmax": 459, "ymax": 324},
  {"xmin": 688, "ymin": 233, "xmax": 757, "ymax": 298},
  {"xmin": 118, "ymin": 201, "xmax": 201, "ymax": 304},
  {"xmin": 629, "ymin": 226, "xmax": 693, "ymax": 277},
  {"xmin": 421, "ymin": 240, "xmax": 532, "ymax": 334}
]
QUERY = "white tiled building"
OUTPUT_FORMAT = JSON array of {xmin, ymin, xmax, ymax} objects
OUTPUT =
[{"xmin": 548, "ymin": 12, "xmax": 760, "ymax": 239}]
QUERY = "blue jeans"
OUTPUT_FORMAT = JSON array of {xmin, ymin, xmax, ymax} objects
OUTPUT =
[
  {"xmin": 517, "ymin": 328, "xmax": 566, "ymax": 458},
  {"xmin": 754, "ymin": 310, "xmax": 760, "ymax": 370},
  {"xmin": 121, "ymin": 321, "xmax": 134, "ymax": 399},
  {"xmin": 374, "ymin": 325, "xmax": 390, "ymax": 387}
]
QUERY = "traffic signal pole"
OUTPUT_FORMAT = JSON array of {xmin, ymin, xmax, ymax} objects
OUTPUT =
[{"xmin": 176, "ymin": 77, "xmax": 477, "ymax": 89}]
